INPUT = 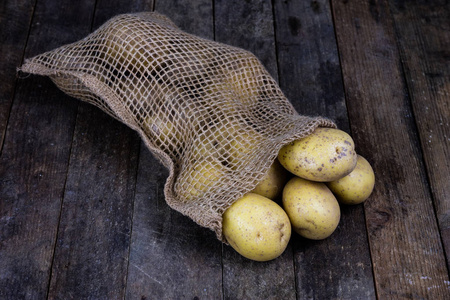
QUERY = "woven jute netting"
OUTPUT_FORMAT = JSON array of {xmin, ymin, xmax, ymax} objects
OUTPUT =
[{"xmin": 20, "ymin": 12, "xmax": 335, "ymax": 241}]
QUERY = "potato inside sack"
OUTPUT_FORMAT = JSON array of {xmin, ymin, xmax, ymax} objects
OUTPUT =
[
  {"xmin": 223, "ymin": 122, "xmax": 264, "ymax": 170},
  {"xmin": 175, "ymin": 157, "xmax": 227, "ymax": 201},
  {"xmin": 101, "ymin": 14, "xmax": 177, "ymax": 73},
  {"xmin": 225, "ymin": 53, "xmax": 263, "ymax": 102},
  {"xmin": 190, "ymin": 125, "xmax": 225, "ymax": 160}
]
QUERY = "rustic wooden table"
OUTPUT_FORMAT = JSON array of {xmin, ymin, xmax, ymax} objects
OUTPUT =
[{"xmin": 1, "ymin": 0, "xmax": 449, "ymax": 299}]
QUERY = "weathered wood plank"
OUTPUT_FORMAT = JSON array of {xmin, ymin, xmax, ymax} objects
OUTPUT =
[
  {"xmin": 45, "ymin": 0, "xmax": 145, "ymax": 298},
  {"xmin": 125, "ymin": 1, "xmax": 224, "ymax": 299},
  {"xmin": 388, "ymin": 0, "xmax": 450, "ymax": 268},
  {"xmin": 0, "ymin": 74, "xmax": 77, "ymax": 300},
  {"xmin": 214, "ymin": 1, "xmax": 297, "ymax": 299},
  {"xmin": 215, "ymin": 0, "xmax": 279, "ymax": 79},
  {"xmin": 47, "ymin": 105, "xmax": 140, "ymax": 299},
  {"xmin": 126, "ymin": 146, "xmax": 223, "ymax": 299},
  {"xmin": 0, "ymin": 0, "xmax": 35, "ymax": 148},
  {"xmin": 0, "ymin": 0, "xmax": 95, "ymax": 298},
  {"xmin": 273, "ymin": 0, "xmax": 376, "ymax": 298},
  {"xmin": 92, "ymin": 0, "xmax": 154, "ymax": 27},
  {"xmin": 154, "ymin": 0, "xmax": 213, "ymax": 40},
  {"xmin": 332, "ymin": 0, "xmax": 450, "ymax": 298},
  {"xmin": 274, "ymin": 0, "xmax": 349, "ymax": 128}
]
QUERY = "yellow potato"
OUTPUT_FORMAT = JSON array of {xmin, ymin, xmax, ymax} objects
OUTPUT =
[
  {"xmin": 191, "ymin": 124, "xmax": 227, "ymax": 160},
  {"xmin": 143, "ymin": 115, "xmax": 182, "ymax": 149},
  {"xmin": 227, "ymin": 133, "xmax": 259, "ymax": 169},
  {"xmin": 251, "ymin": 159, "xmax": 291, "ymax": 200},
  {"xmin": 102, "ymin": 17, "xmax": 160, "ymax": 72},
  {"xmin": 220, "ymin": 122, "xmax": 263, "ymax": 170},
  {"xmin": 222, "ymin": 193, "xmax": 291, "ymax": 261},
  {"xmin": 326, "ymin": 155, "xmax": 375, "ymax": 205},
  {"xmin": 278, "ymin": 127, "xmax": 357, "ymax": 182},
  {"xmin": 282, "ymin": 176, "xmax": 340, "ymax": 240},
  {"xmin": 225, "ymin": 53, "xmax": 262, "ymax": 104},
  {"xmin": 175, "ymin": 158, "xmax": 225, "ymax": 201},
  {"xmin": 103, "ymin": 23, "xmax": 143, "ymax": 66}
]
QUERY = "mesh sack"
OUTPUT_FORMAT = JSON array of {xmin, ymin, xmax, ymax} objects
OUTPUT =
[{"xmin": 20, "ymin": 12, "xmax": 335, "ymax": 241}]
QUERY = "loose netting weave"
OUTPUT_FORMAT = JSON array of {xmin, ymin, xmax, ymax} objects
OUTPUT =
[{"xmin": 20, "ymin": 12, "xmax": 335, "ymax": 241}]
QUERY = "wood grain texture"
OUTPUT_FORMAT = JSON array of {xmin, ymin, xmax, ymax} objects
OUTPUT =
[
  {"xmin": 92, "ymin": 0, "xmax": 154, "ymax": 29},
  {"xmin": 0, "ymin": 75, "xmax": 77, "ymax": 300},
  {"xmin": 221, "ymin": 246, "xmax": 296, "ymax": 300},
  {"xmin": 154, "ymin": 0, "xmax": 213, "ymax": 40},
  {"xmin": 126, "ymin": 146, "xmax": 223, "ymax": 299},
  {"xmin": 0, "ymin": 0, "xmax": 94, "ymax": 297},
  {"xmin": 388, "ymin": 0, "xmax": 450, "ymax": 267},
  {"xmin": 274, "ymin": 0, "xmax": 348, "ymax": 129},
  {"xmin": 45, "ymin": 0, "xmax": 145, "ymax": 298},
  {"xmin": 0, "ymin": 0, "xmax": 35, "ymax": 148},
  {"xmin": 214, "ymin": 1, "xmax": 296, "ymax": 299},
  {"xmin": 125, "ymin": 1, "xmax": 224, "ymax": 299},
  {"xmin": 47, "ymin": 104, "xmax": 140, "ymax": 299},
  {"xmin": 215, "ymin": 0, "xmax": 278, "ymax": 79},
  {"xmin": 273, "ymin": 0, "xmax": 375, "ymax": 298},
  {"xmin": 332, "ymin": 0, "xmax": 450, "ymax": 298}
]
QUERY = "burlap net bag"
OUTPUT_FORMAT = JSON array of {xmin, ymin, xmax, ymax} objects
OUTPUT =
[{"xmin": 20, "ymin": 12, "xmax": 335, "ymax": 241}]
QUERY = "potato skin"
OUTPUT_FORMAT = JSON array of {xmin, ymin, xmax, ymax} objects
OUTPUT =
[
  {"xmin": 278, "ymin": 127, "xmax": 357, "ymax": 182},
  {"xmin": 282, "ymin": 177, "xmax": 340, "ymax": 240},
  {"xmin": 222, "ymin": 193, "xmax": 291, "ymax": 261},
  {"xmin": 251, "ymin": 159, "xmax": 291, "ymax": 201},
  {"xmin": 175, "ymin": 158, "xmax": 225, "ymax": 201},
  {"xmin": 225, "ymin": 124, "xmax": 262, "ymax": 170},
  {"xmin": 326, "ymin": 155, "xmax": 375, "ymax": 205}
]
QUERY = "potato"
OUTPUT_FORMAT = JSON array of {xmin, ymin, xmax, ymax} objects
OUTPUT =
[
  {"xmin": 251, "ymin": 159, "xmax": 291, "ymax": 200},
  {"xmin": 191, "ymin": 124, "xmax": 227, "ymax": 160},
  {"xmin": 282, "ymin": 176, "xmax": 340, "ymax": 240},
  {"xmin": 278, "ymin": 127, "xmax": 357, "ymax": 182},
  {"xmin": 200, "ymin": 54, "xmax": 263, "ymax": 118},
  {"xmin": 222, "ymin": 193, "xmax": 291, "ymax": 261},
  {"xmin": 326, "ymin": 155, "xmax": 375, "ymax": 205},
  {"xmin": 143, "ymin": 115, "xmax": 182, "ymax": 149},
  {"xmin": 223, "ymin": 122, "xmax": 263, "ymax": 170},
  {"xmin": 226, "ymin": 54, "xmax": 262, "ymax": 102},
  {"xmin": 176, "ymin": 158, "xmax": 225, "ymax": 201},
  {"xmin": 103, "ymin": 19, "xmax": 155, "ymax": 71}
]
